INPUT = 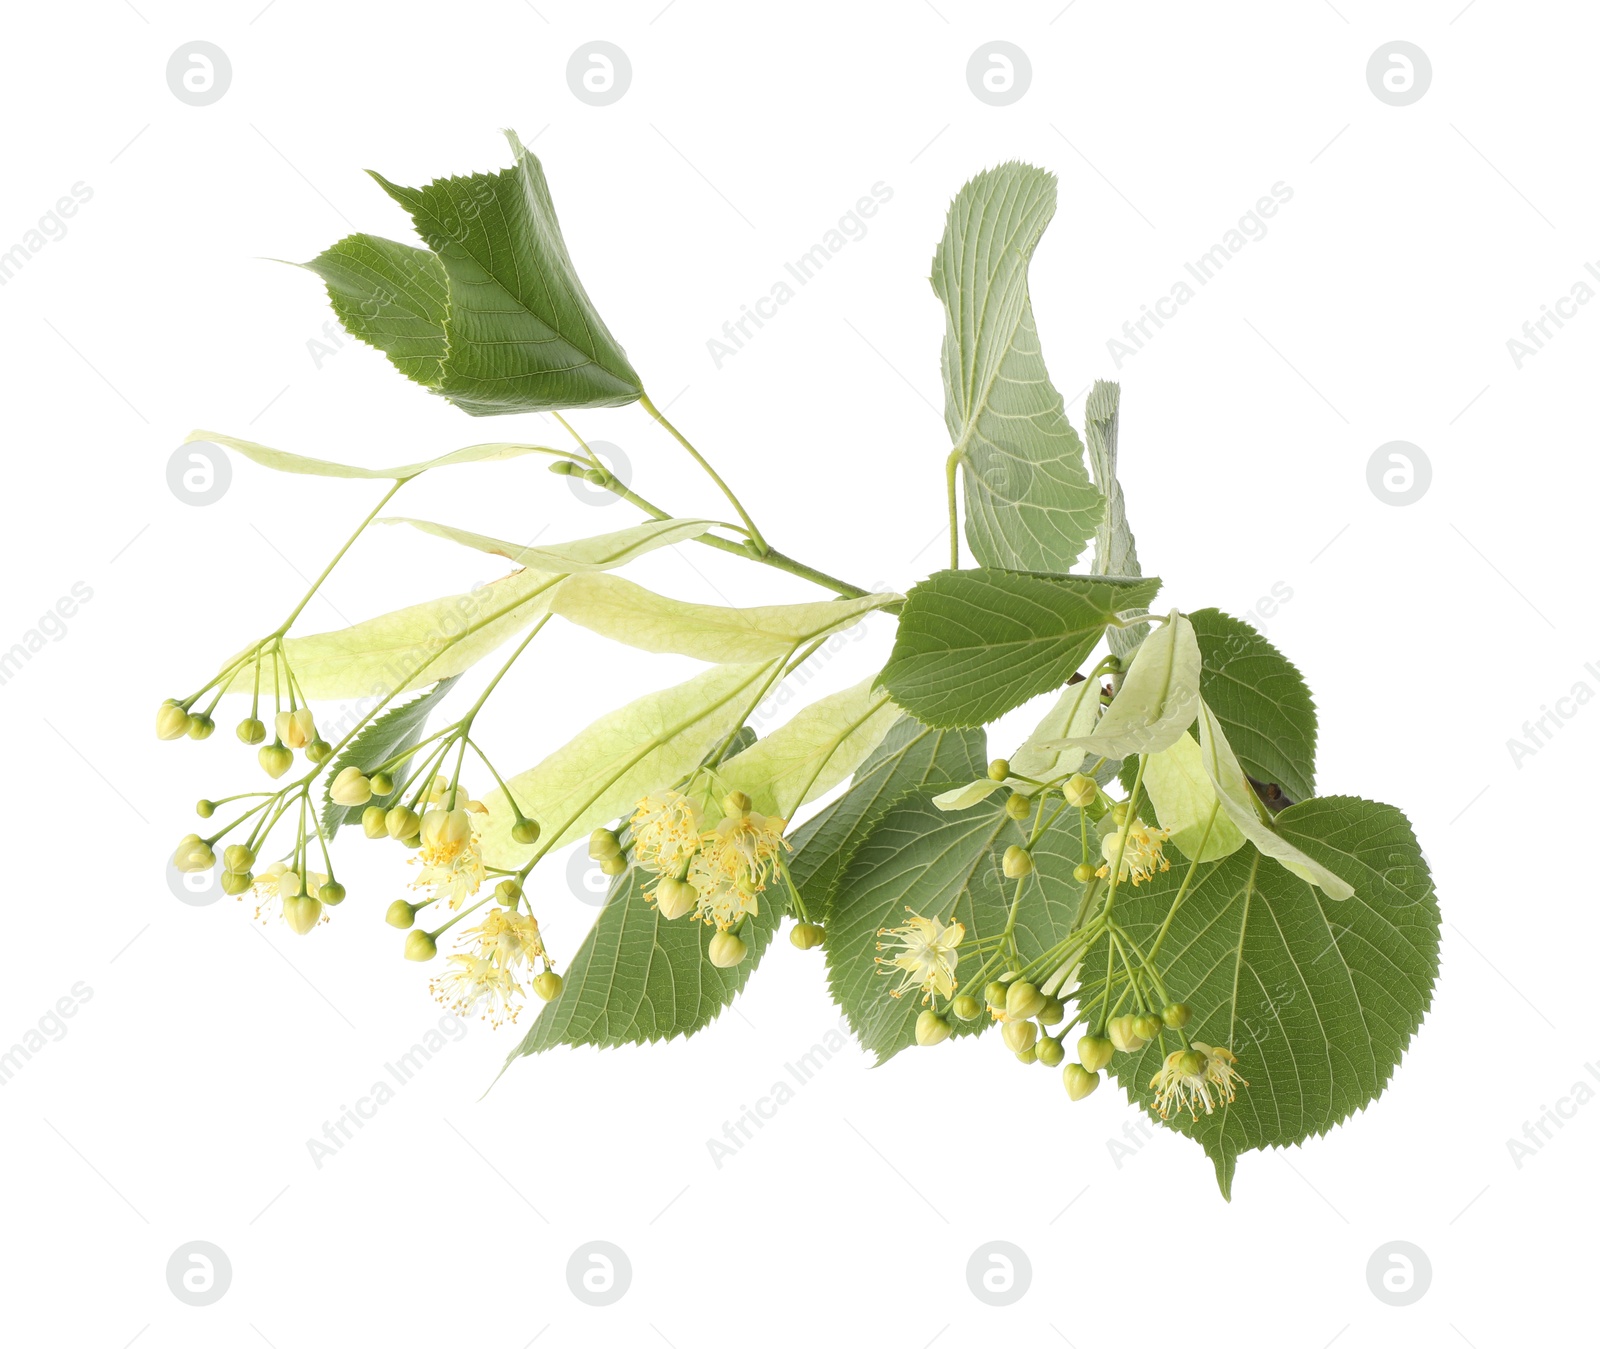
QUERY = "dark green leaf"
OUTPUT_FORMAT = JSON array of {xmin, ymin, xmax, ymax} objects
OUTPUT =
[
  {"xmin": 301, "ymin": 235, "xmax": 449, "ymax": 386},
  {"xmin": 320, "ymin": 677, "xmax": 459, "ymax": 839}
]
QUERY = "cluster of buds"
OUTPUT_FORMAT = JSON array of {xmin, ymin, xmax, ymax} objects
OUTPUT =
[{"xmin": 1063, "ymin": 1001, "xmax": 1200, "ymax": 1103}]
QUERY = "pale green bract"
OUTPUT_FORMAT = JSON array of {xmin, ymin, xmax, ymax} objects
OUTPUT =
[
  {"xmin": 1007, "ymin": 674, "xmax": 1102, "ymax": 785},
  {"xmin": 186, "ymin": 430, "xmax": 556, "ymax": 480},
  {"xmin": 931, "ymin": 779, "xmax": 1007, "ymax": 810},
  {"xmin": 379, "ymin": 516, "xmax": 716, "ymax": 570},
  {"xmin": 1141, "ymin": 730, "xmax": 1246, "ymax": 863},
  {"xmin": 1084, "ymin": 380, "xmax": 1147, "ymax": 660},
  {"xmin": 1043, "ymin": 612, "xmax": 1200, "ymax": 760}
]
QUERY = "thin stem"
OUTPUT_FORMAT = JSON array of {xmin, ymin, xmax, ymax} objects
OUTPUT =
[
  {"xmin": 945, "ymin": 448, "xmax": 962, "ymax": 570},
  {"xmin": 638, "ymin": 392, "xmax": 768, "ymax": 554},
  {"xmin": 275, "ymin": 479, "xmax": 407, "ymax": 635}
]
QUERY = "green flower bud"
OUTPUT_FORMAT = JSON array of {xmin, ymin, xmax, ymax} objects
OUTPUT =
[
  {"xmin": 1077, "ymin": 1035, "xmax": 1115, "ymax": 1073},
  {"xmin": 1107, "ymin": 1014, "xmax": 1147, "ymax": 1054},
  {"xmin": 495, "ymin": 879, "xmax": 523, "ymax": 906},
  {"xmin": 987, "ymin": 758, "xmax": 1011, "ymax": 782},
  {"xmin": 599, "ymin": 854, "xmax": 629, "ymax": 877},
  {"xmin": 186, "ymin": 713, "xmax": 215, "ymax": 741},
  {"xmin": 386, "ymin": 806, "xmax": 421, "ymax": 840},
  {"xmin": 1014, "ymin": 1043, "xmax": 1038, "ymax": 1065},
  {"xmin": 1063, "ymin": 773, "xmax": 1098, "ymax": 809},
  {"xmin": 1111, "ymin": 801, "xmax": 1130, "ymax": 826},
  {"xmin": 915, "ymin": 1009, "xmax": 953, "ymax": 1046},
  {"xmin": 533, "ymin": 970, "xmax": 564, "ymax": 1000},
  {"xmin": 368, "ymin": 772, "xmax": 394, "ymax": 796},
  {"xmin": 156, "ymin": 700, "xmax": 191, "ymax": 741},
  {"xmin": 583, "ymin": 466, "xmax": 609, "ymax": 485},
  {"xmin": 547, "ymin": 458, "xmax": 578, "ymax": 476},
  {"xmin": 1177, "ymin": 1049, "xmax": 1207, "ymax": 1077},
  {"xmin": 1002, "ymin": 845, "xmax": 1034, "ymax": 879},
  {"xmin": 1037, "ymin": 996, "xmax": 1065, "ymax": 1026},
  {"xmin": 403, "ymin": 930, "xmax": 437, "ymax": 961},
  {"xmin": 707, "ymin": 930, "xmax": 748, "ymax": 968},
  {"xmin": 789, "ymin": 922, "xmax": 826, "ymax": 950},
  {"xmin": 258, "ymin": 743, "xmax": 293, "ymax": 779},
  {"xmin": 223, "ymin": 844, "xmax": 255, "ymax": 874},
  {"xmin": 1036, "ymin": 1036, "xmax": 1066, "ymax": 1067},
  {"xmin": 1004, "ymin": 792, "xmax": 1031, "ymax": 821},
  {"xmin": 1005, "ymin": 980, "xmax": 1046, "ymax": 1021},
  {"xmin": 1133, "ymin": 1012, "xmax": 1163, "ymax": 1042},
  {"xmin": 306, "ymin": 738, "xmax": 333, "ymax": 765},
  {"xmin": 1001, "ymin": 1019, "xmax": 1038, "ymax": 1054},
  {"xmin": 1162, "ymin": 1001, "xmax": 1192, "ymax": 1029},
  {"xmin": 1063, "ymin": 1063, "xmax": 1100, "ymax": 1101},
  {"xmin": 654, "ymin": 877, "xmax": 698, "ymax": 920},
  {"xmin": 195, "ymin": 799, "xmax": 215, "ymax": 819},
  {"xmin": 362, "ymin": 805, "xmax": 389, "ymax": 839},
  {"xmin": 236, "ymin": 717, "xmax": 267, "ymax": 745},
  {"xmin": 221, "ymin": 869, "xmax": 253, "ymax": 895},
  {"xmin": 172, "ymin": 834, "xmax": 215, "ymax": 873},
  {"xmin": 1072, "ymin": 862, "xmax": 1096, "ymax": 883},
  {"xmin": 329, "ymin": 766, "xmax": 372, "ymax": 807},
  {"xmin": 282, "ymin": 893, "xmax": 322, "ymax": 935},
  {"xmin": 588, "ymin": 827, "xmax": 622, "ymax": 860},
  {"xmin": 511, "ymin": 817, "xmax": 541, "ymax": 845},
  {"xmin": 723, "ymin": 790, "xmax": 752, "ymax": 815},
  {"xmin": 318, "ymin": 881, "xmax": 346, "ymax": 906},
  {"xmin": 984, "ymin": 980, "xmax": 1009, "ymax": 1010},
  {"xmin": 386, "ymin": 899, "xmax": 417, "ymax": 929},
  {"xmin": 952, "ymin": 994, "xmax": 983, "ymax": 1021}
]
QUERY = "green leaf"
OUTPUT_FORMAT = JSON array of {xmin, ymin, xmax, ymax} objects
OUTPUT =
[
  {"xmin": 380, "ymin": 516, "xmax": 715, "ymax": 571},
  {"xmin": 319, "ymin": 677, "xmax": 459, "ymax": 839},
  {"xmin": 550, "ymin": 573, "xmax": 896, "ymax": 663},
  {"xmin": 1190, "ymin": 608, "xmax": 1318, "ymax": 803},
  {"xmin": 1007, "ymin": 675, "xmax": 1102, "ymax": 785},
  {"xmin": 222, "ymin": 567, "xmax": 562, "ymax": 700},
  {"xmin": 933, "ymin": 162, "xmax": 1104, "ymax": 573},
  {"xmin": 1044, "ymin": 612, "xmax": 1200, "ymax": 760},
  {"xmin": 826, "ymin": 792, "xmax": 1090, "ymax": 1063},
  {"xmin": 1084, "ymin": 380, "xmax": 1147, "ymax": 659},
  {"xmin": 186, "ymin": 430, "xmax": 557, "ymax": 480},
  {"xmin": 300, "ymin": 234, "xmax": 449, "ymax": 386},
  {"xmin": 786, "ymin": 716, "xmax": 988, "ymax": 921},
  {"xmin": 479, "ymin": 661, "xmax": 783, "ymax": 868},
  {"xmin": 368, "ymin": 130, "xmax": 641, "ymax": 415},
  {"xmin": 714, "ymin": 677, "xmax": 901, "ymax": 820},
  {"xmin": 1086, "ymin": 796, "xmax": 1439, "ymax": 1197},
  {"xmin": 1141, "ymin": 730, "xmax": 1246, "ymax": 863},
  {"xmin": 877, "ymin": 568, "xmax": 1161, "ymax": 728}
]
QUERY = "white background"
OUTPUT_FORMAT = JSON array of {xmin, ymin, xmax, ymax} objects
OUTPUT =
[{"xmin": 1, "ymin": 1, "xmax": 1594, "ymax": 1345}]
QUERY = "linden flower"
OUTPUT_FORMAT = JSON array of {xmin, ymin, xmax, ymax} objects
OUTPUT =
[
  {"xmin": 630, "ymin": 790, "xmax": 704, "ymax": 875},
  {"xmin": 1149, "ymin": 1048, "xmax": 1215, "ymax": 1121},
  {"xmin": 412, "ymin": 799, "xmax": 488, "ymax": 909},
  {"xmin": 1098, "ymin": 818, "xmax": 1172, "ymax": 886},
  {"xmin": 431, "ymin": 954, "xmax": 523, "ymax": 1026},
  {"xmin": 1196, "ymin": 1041, "xmax": 1246, "ymax": 1106},
  {"xmin": 465, "ymin": 908, "xmax": 545, "ymax": 971},
  {"xmin": 248, "ymin": 861, "xmax": 327, "ymax": 926},
  {"xmin": 688, "ymin": 863, "xmax": 761, "ymax": 929},
  {"xmin": 686, "ymin": 801, "xmax": 790, "ymax": 929},
  {"xmin": 875, "ymin": 908, "xmax": 965, "ymax": 1002}
]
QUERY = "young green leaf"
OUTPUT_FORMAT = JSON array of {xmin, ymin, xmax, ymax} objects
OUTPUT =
[
  {"xmin": 1044, "ymin": 612, "xmax": 1200, "ymax": 759},
  {"xmin": 1141, "ymin": 730, "xmax": 1246, "ymax": 863},
  {"xmin": 1086, "ymin": 796, "xmax": 1439, "ymax": 1197},
  {"xmin": 380, "ymin": 516, "xmax": 716, "ymax": 571},
  {"xmin": 933, "ymin": 163, "xmax": 1105, "ymax": 573},
  {"xmin": 300, "ymin": 234, "xmax": 449, "ymax": 386},
  {"xmin": 319, "ymin": 677, "xmax": 459, "ymax": 838},
  {"xmin": 186, "ymin": 430, "xmax": 557, "ymax": 480},
  {"xmin": 1190, "ymin": 608, "xmax": 1318, "ymax": 803},
  {"xmin": 478, "ymin": 661, "xmax": 784, "ymax": 868},
  {"xmin": 550, "ymin": 573, "xmax": 896, "ymax": 663},
  {"xmin": 877, "ymin": 568, "xmax": 1161, "ymax": 728},
  {"xmin": 370, "ymin": 130, "xmax": 642, "ymax": 415},
  {"xmin": 1084, "ymin": 380, "xmax": 1147, "ymax": 659}
]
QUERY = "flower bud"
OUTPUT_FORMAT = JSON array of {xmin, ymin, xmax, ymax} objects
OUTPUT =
[
  {"xmin": 511, "ymin": 818, "xmax": 541, "ymax": 845},
  {"xmin": 547, "ymin": 458, "xmax": 577, "ymax": 475},
  {"xmin": 1072, "ymin": 862, "xmax": 1096, "ymax": 883},
  {"xmin": 1063, "ymin": 774, "xmax": 1098, "ymax": 809},
  {"xmin": 588, "ymin": 827, "xmax": 622, "ymax": 860},
  {"xmin": 282, "ymin": 894, "xmax": 322, "ymax": 935},
  {"xmin": 722, "ymin": 790, "xmax": 752, "ymax": 815},
  {"xmin": 1077, "ymin": 1035, "xmax": 1115, "ymax": 1073},
  {"xmin": 583, "ymin": 467, "xmax": 609, "ymax": 485},
  {"xmin": 987, "ymin": 758, "xmax": 1011, "ymax": 782},
  {"xmin": 707, "ymin": 930, "xmax": 748, "ymax": 968},
  {"xmin": 1063, "ymin": 1063, "xmax": 1100, "ymax": 1101},
  {"xmin": 306, "ymin": 738, "xmax": 333, "ymax": 765},
  {"xmin": 915, "ymin": 1009, "xmax": 952, "ymax": 1046},
  {"xmin": 369, "ymin": 772, "xmax": 394, "ymax": 796},
  {"xmin": 1014, "ymin": 1043, "xmax": 1038, "ymax": 1064},
  {"xmin": 1036, "ymin": 1036, "xmax": 1066, "ymax": 1067},
  {"xmin": 1162, "ymin": 1001, "xmax": 1192, "ymax": 1029},
  {"xmin": 1001, "ymin": 1019, "xmax": 1038, "ymax": 1054},
  {"xmin": 386, "ymin": 900, "xmax": 417, "ymax": 929},
  {"xmin": 1004, "ymin": 792, "xmax": 1031, "ymax": 821},
  {"xmin": 236, "ymin": 716, "xmax": 266, "ymax": 745},
  {"xmin": 1133, "ymin": 1012, "xmax": 1163, "ymax": 1043},
  {"xmin": 1002, "ymin": 845, "xmax": 1034, "ymax": 879},
  {"xmin": 496, "ymin": 879, "xmax": 523, "ymax": 906},
  {"xmin": 533, "ymin": 970, "xmax": 564, "ymax": 1000},
  {"xmin": 223, "ymin": 844, "xmax": 255, "ymax": 874},
  {"xmin": 789, "ymin": 922, "xmax": 825, "ymax": 950},
  {"xmin": 421, "ymin": 808, "xmax": 471, "ymax": 852},
  {"xmin": 221, "ymin": 869, "xmax": 253, "ymax": 895},
  {"xmin": 952, "ymin": 994, "xmax": 983, "ymax": 1021},
  {"xmin": 1005, "ymin": 980, "xmax": 1046, "ymax": 1021},
  {"xmin": 329, "ymin": 766, "xmax": 372, "ymax": 806},
  {"xmin": 1037, "ymin": 996, "xmax": 1065, "ymax": 1026},
  {"xmin": 1111, "ymin": 801, "xmax": 1130, "ymax": 826},
  {"xmin": 386, "ymin": 806, "xmax": 421, "ymax": 840},
  {"xmin": 404, "ymin": 930, "xmax": 437, "ymax": 961},
  {"xmin": 362, "ymin": 805, "xmax": 389, "ymax": 839},
  {"xmin": 258, "ymin": 743, "xmax": 293, "ymax": 779},
  {"xmin": 599, "ymin": 854, "xmax": 628, "ymax": 877},
  {"xmin": 156, "ymin": 700, "xmax": 191, "ymax": 740},
  {"xmin": 276, "ymin": 708, "xmax": 315, "ymax": 750},
  {"xmin": 195, "ymin": 799, "xmax": 215, "ymax": 819},
  {"xmin": 318, "ymin": 881, "xmax": 346, "ymax": 906},
  {"xmin": 984, "ymin": 980, "xmax": 1009, "ymax": 1010},
  {"xmin": 1107, "ymin": 1014, "xmax": 1147, "ymax": 1053},
  {"xmin": 186, "ymin": 713, "xmax": 215, "ymax": 741},
  {"xmin": 173, "ymin": 834, "xmax": 214, "ymax": 872},
  {"xmin": 654, "ymin": 877, "xmax": 698, "ymax": 920},
  {"xmin": 1177, "ymin": 1049, "xmax": 1207, "ymax": 1077}
]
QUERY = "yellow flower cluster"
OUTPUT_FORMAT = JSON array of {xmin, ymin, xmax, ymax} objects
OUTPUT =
[
  {"xmin": 431, "ymin": 907, "xmax": 547, "ymax": 1027},
  {"xmin": 628, "ymin": 788, "xmax": 790, "ymax": 933}
]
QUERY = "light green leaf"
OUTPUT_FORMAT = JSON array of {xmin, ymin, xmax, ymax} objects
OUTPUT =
[
  {"xmin": 933, "ymin": 163, "xmax": 1105, "ymax": 573},
  {"xmin": 1142, "ymin": 730, "xmax": 1246, "ymax": 863},
  {"xmin": 932, "ymin": 779, "xmax": 1005, "ymax": 810},
  {"xmin": 1197, "ymin": 702, "xmax": 1352, "ymax": 900},
  {"xmin": 300, "ymin": 234, "xmax": 448, "ymax": 386},
  {"xmin": 479, "ymin": 661, "xmax": 783, "ymax": 868},
  {"xmin": 380, "ymin": 516, "xmax": 715, "ymax": 571},
  {"xmin": 370, "ymin": 130, "xmax": 641, "ymax": 415},
  {"xmin": 1084, "ymin": 380, "xmax": 1147, "ymax": 659},
  {"xmin": 550, "ymin": 573, "xmax": 897, "ymax": 663},
  {"xmin": 787, "ymin": 716, "xmax": 988, "ymax": 922},
  {"xmin": 185, "ymin": 430, "xmax": 554, "ymax": 481},
  {"xmin": 1191, "ymin": 608, "xmax": 1318, "ymax": 803},
  {"xmin": 1045, "ymin": 612, "xmax": 1200, "ymax": 759},
  {"xmin": 1086, "ymin": 796, "xmax": 1439, "ymax": 1197},
  {"xmin": 714, "ymin": 677, "xmax": 901, "ymax": 820},
  {"xmin": 877, "ymin": 568, "xmax": 1161, "ymax": 729},
  {"xmin": 320, "ymin": 677, "xmax": 459, "ymax": 839},
  {"xmin": 1008, "ymin": 675, "xmax": 1103, "ymax": 785},
  {"xmin": 223, "ymin": 567, "xmax": 562, "ymax": 700}
]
